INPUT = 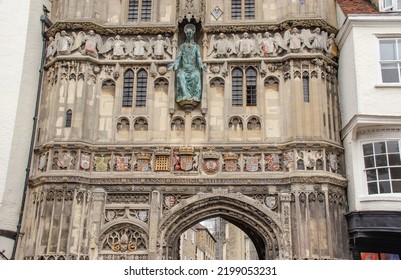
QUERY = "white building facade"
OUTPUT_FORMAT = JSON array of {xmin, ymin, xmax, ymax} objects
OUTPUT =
[
  {"xmin": 0, "ymin": 0, "xmax": 52, "ymax": 260},
  {"xmin": 337, "ymin": 0, "xmax": 401, "ymax": 260}
]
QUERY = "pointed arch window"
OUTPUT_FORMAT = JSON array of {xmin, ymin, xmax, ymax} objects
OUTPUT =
[
  {"xmin": 232, "ymin": 68, "xmax": 243, "ymax": 106},
  {"xmin": 246, "ymin": 68, "xmax": 257, "ymax": 106},
  {"xmin": 128, "ymin": 0, "xmax": 152, "ymax": 22},
  {"xmin": 232, "ymin": 67, "xmax": 257, "ymax": 107},
  {"xmin": 123, "ymin": 70, "xmax": 134, "ymax": 107},
  {"xmin": 303, "ymin": 77, "xmax": 310, "ymax": 103},
  {"xmin": 65, "ymin": 109, "xmax": 72, "ymax": 127},
  {"xmin": 136, "ymin": 69, "xmax": 148, "ymax": 107}
]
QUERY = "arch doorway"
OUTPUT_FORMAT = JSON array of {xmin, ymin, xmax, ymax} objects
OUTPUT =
[
  {"xmin": 157, "ymin": 190, "xmax": 289, "ymax": 260},
  {"xmin": 179, "ymin": 217, "xmax": 261, "ymax": 260}
]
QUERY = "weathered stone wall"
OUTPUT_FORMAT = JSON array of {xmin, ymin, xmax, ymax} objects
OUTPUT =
[{"xmin": 16, "ymin": 0, "xmax": 348, "ymax": 260}]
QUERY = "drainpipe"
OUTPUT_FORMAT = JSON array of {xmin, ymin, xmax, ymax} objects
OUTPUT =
[{"xmin": 11, "ymin": 5, "xmax": 52, "ymax": 260}]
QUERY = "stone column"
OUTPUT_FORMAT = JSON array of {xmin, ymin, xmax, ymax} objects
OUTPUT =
[
  {"xmin": 148, "ymin": 191, "xmax": 160, "ymax": 259},
  {"xmin": 88, "ymin": 188, "xmax": 106, "ymax": 260},
  {"xmin": 201, "ymin": 32, "xmax": 208, "ymax": 115},
  {"xmin": 185, "ymin": 112, "xmax": 191, "ymax": 146},
  {"xmin": 280, "ymin": 193, "xmax": 292, "ymax": 259}
]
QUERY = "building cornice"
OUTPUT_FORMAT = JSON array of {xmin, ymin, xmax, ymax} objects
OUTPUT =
[
  {"xmin": 340, "ymin": 114, "xmax": 401, "ymax": 140},
  {"xmin": 336, "ymin": 14, "xmax": 401, "ymax": 48},
  {"xmin": 28, "ymin": 174, "xmax": 348, "ymax": 188},
  {"xmin": 46, "ymin": 18, "xmax": 337, "ymax": 38}
]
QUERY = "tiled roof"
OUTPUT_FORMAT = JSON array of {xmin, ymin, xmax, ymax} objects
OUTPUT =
[{"xmin": 336, "ymin": 0, "xmax": 380, "ymax": 15}]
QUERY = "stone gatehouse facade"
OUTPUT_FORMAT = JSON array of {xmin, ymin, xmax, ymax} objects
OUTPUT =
[{"xmin": 17, "ymin": 0, "xmax": 349, "ymax": 260}]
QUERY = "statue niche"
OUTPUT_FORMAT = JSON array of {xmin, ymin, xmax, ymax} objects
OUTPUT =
[{"xmin": 168, "ymin": 23, "xmax": 207, "ymax": 111}]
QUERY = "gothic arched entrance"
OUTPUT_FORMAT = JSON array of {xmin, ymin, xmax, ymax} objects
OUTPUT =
[{"xmin": 157, "ymin": 190, "xmax": 290, "ymax": 260}]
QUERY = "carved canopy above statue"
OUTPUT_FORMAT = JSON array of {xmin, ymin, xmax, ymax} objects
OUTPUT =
[{"xmin": 177, "ymin": 0, "xmax": 205, "ymax": 23}]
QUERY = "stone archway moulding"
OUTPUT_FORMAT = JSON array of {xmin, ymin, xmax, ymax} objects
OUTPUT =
[{"xmin": 157, "ymin": 188, "xmax": 292, "ymax": 260}]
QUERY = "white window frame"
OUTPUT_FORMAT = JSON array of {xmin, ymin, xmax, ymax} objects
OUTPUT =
[
  {"xmin": 380, "ymin": 0, "xmax": 401, "ymax": 11},
  {"xmin": 378, "ymin": 38, "xmax": 401, "ymax": 84},
  {"xmin": 361, "ymin": 139, "xmax": 401, "ymax": 195}
]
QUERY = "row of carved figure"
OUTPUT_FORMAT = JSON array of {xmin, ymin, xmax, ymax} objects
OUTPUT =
[
  {"xmin": 207, "ymin": 28, "xmax": 338, "ymax": 59},
  {"xmin": 46, "ymin": 30, "xmax": 174, "ymax": 61},
  {"xmin": 46, "ymin": 27, "xmax": 339, "ymax": 62}
]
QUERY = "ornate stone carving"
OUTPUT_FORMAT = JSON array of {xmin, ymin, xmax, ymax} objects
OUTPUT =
[
  {"xmin": 265, "ymin": 154, "xmax": 282, "ymax": 172},
  {"xmin": 163, "ymin": 195, "xmax": 177, "ymax": 210},
  {"xmin": 126, "ymin": 35, "xmax": 151, "ymax": 59},
  {"xmin": 223, "ymin": 152, "xmax": 240, "ymax": 172},
  {"xmin": 94, "ymin": 155, "xmax": 111, "ymax": 172},
  {"xmin": 106, "ymin": 194, "xmax": 149, "ymax": 204},
  {"xmin": 247, "ymin": 116, "xmax": 262, "ymax": 131},
  {"xmin": 207, "ymin": 33, "xmax": 233, "ymax": 58},
  {"xmin": 79, "ymin": 153, "xmax": 91, "ymax": 170},
  {"xmin": 177, "ymin": 0, "xmax": 204, "ymax": 23},
  {"xmin": 150, "ymin": 35, "xmax": 172, "ymax": 60},
  {"xmin": 244, "ymin": 154, "xmax": 261, "ymax": 172},
  {"xmin": 228, "ymin": 116, "xmax": 243, "ymax": 131},
  {"xmin": 70, "ymin": 30, "xmax": 103, "ymax": 58},
  {"xmin": 100, "ymin": 224, "xmax": 148, "ymax": 253},
  {"xmin": 98, "ymin": 35, "xmax": 127, "ymax": 59},
  {"xmin": 131, "ymin": 153, "xmax": 151, "ymax": 172},
  {"xmin": 47, "ymin": 22, "xmax": 176, "ymax": 38},
  {"xmin": 299, "ymin": 150, "xmax": 323, "ymax": 170},
  {"xmin": 191, "ymin": 117, "xmax": 206, "ymax": 131},
  {"xmin": 104, "ymin": 208, "xmax": 149, "ymax": 223},
  {"xmin": 235, "ymin": 32, "xmax": 258, "ymax": 58},
  {"xmin": 114, "ymin": 155, "xmax": 131, "ymax": 172},
  {"xmin": 171, "ymin": 116, "xmax": 185, "ymax": 131},
  {"xmin": 175, "ymin": 147, "xmax": 194, "ymax": 172},
  {"xmin": 54, "ymin": 30, "xmax": 73, "ymax": 56},
  {"xmin": 264, "ymin": 195, "xmax": 278, "ymax": 210},
  {"xmin": 52, "ymin": 150, "xmax": 76, "ymax": 170},
  {"xmin": 99, "ymin": 254, "xmax": 148, "ymax": 260},
  {"xmin": 201, "ymin": 150, "xmax": 220, "ymax": 175},
  {"xmin": 38, "ymin": 153, "xmax": 48, "ymax": 171},
  {"xmin": 327, "ymin": 152, "xmax": 339, "ymax": 172}
]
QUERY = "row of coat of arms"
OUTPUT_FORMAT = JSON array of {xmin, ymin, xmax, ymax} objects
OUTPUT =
[{"xmin": 38, "ymin": 149, "xmax": 340, "ymax": 174}]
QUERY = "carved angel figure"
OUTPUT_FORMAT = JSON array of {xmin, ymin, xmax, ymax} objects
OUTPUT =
[
  {"xmin": 55, "ymin": 30, "xmax": 73, "ymax": 55},
  {"xmin": 235, "ymin": 32, "xmax": 257, "ymax": 57},
  {"xmin": 126, "ymin": 35, "xmax": 150, "ymax": 59},
  {"xmin": 259, "ymin": 32, "xmax": 279, "ymax": 57},
  {"xmin": 99, "ymin": 35, "xmax": 126, "ymax": 59},
  {"xmin": 70, "ymin": 30, "xmax": 103, "ymax": 58},
  {"xmin": 326, "ymin": 33, "xmax": 339, "ymax": 58},
  {"xmin": 310, "ymin": 28, "xmax": 327, "ymax": 52},
  {"xmin": 271, "ymin": 31, "xmax": 290, "ymax": 55},
  {"xmin": 302, "ymin": 28, "xmax": 327, "ymax": 53},
  {"xmin": 207, "ymin": 33, "xmax": 232, "ymax": 58},
  {"xmin": 45, "ymin": 36, "xmax": 57, "ymax": 60},
  {"xmin": 151, "ymin": 35, "xmax": 172, "ymax": 60},
  {"xmin": 288, "ymin": 28, "xmax": 303, "ymax": 52}
]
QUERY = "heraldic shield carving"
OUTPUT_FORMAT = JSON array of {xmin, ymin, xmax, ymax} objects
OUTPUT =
[
  {"xmin": 245, "ymin": 155, "xmax": 260, "ymax": 172},
  {"xmin": 202, "ymin": 150, "xmax": 220, "ymax": 174},
  {"xmin": 223, "ymin": 152, "xmax": 239, "ymax": 172},
  {"xmin": 135, "ymin": 153, "xmax": 152, "ymax": 172},
  {"xmin": 80, "ymin": 154, "xmax": 91, "ymax": 170},
  {"xmin": 175, "ymin": 146, "xmax": 195, "ymax": 171},
  {"xmin": 94, "ymin": 155, "xmax": 110, "ymax": 172}
]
